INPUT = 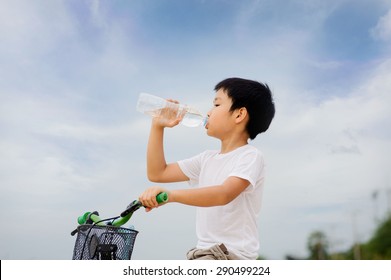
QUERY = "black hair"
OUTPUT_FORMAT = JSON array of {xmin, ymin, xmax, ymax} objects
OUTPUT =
[{"xmin": 214, "ymin": 77, "xmax": 275, "ymax": 140}]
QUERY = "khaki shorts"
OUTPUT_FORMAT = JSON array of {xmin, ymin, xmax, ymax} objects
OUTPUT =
[{"xmin": 186, "ymin": 244, "xmax": 240, "ymax": 260}]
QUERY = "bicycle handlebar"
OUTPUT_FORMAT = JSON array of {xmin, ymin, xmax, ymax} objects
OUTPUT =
[{"xmin": 76, "ymin": 192, "xmax": 168, "ymax": 227}]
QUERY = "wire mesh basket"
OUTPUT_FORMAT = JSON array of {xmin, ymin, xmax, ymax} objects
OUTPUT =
[{"xmin": 72, "ymin": 224, "xmax": 138, "ymax": 260}]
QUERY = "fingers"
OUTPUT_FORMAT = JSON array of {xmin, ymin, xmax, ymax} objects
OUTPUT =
[
  {"xmin": 168, "ymin": 117, "xmax": 182, "ymax": 127},
  {"xmin": 150, "ymin": 99, "xmax": 184, "ymax": 128},
  {"xmin": 166, "ymin": 99, "xmax": 179, "ymax": 104},
  {"xmin": 139, "ymin": 186, "xmax": 165, "ymax": 210},
  {"xmin": 153, "ymin": 116, "xmax": 182, "ymax": 128},
  {"xmin": 139, "ymin": 190, "xmax": 158, "ymax": 209}
]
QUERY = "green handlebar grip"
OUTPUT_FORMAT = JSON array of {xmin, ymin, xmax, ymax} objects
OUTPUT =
[
  {"xmin": 77, "ymin": 212, "xmax": 90, "ymax": 225},
  {"xmin": 156, "ymin": 192, "xmax": 168, "ymax": 204},
  {"xmin": 77, "ymin": 212, "xmax": 104, "ymax": 225}
]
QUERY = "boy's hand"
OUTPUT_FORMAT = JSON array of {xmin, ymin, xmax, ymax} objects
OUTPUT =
[
  {"xmin": 152, "ymin": 99, "xmax": 186, "ymax": 128},
  {"xmin": 139, "ymin": 186, "xmax": 168, "ymax": 212}
]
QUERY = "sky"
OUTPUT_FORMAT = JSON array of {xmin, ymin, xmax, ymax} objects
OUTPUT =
[{"xmin": 1, "ymin": 0, "xmax": 391, "ymax": 260}]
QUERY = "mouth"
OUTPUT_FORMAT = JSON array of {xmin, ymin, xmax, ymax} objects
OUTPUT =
[{"xmin": 203, "ymin": 117, "xmax": 209, "ymax": 129}]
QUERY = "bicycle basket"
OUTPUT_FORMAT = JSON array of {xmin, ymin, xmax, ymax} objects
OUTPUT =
[{"xmin": 72, "ymin": 224, "xmax": 138, "ymax": 260}]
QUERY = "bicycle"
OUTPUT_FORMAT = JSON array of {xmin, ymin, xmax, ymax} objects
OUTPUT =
[{"xmin": 71, "ymin": 192, "xmax": 168, "ymax": 260}]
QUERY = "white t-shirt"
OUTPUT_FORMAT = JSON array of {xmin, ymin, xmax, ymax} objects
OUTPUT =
[{"xmin": 178, "ymin": 144, "xmax": 265, "ymax": 259}]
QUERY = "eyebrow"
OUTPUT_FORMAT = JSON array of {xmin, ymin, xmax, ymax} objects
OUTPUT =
[{"xmin": 213, "ymin": 97, "xmax": 222, "ymax": 102}]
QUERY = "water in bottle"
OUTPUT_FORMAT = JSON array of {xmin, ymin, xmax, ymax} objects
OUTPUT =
[
  {"xmin": 137, "ymin": 93, "xmax": 206, "ymax": 127},
  {"xmin": 181, "ymin": 107, "xmax": 206, "ymax": 127}
]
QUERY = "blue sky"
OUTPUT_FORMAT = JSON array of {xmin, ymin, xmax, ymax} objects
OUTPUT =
[{"xmin": 1, "ymin": 0, "xmax": 391, "ymax": 260}]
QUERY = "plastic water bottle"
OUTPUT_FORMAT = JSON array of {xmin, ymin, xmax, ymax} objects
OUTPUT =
[{"xmin": 136, "ymin": 93, "xmax": 206, "ymax": 127}]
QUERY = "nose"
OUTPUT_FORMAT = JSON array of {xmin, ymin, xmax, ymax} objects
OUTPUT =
[{"xmin": 207, "ymin": 107, "xmax": 212, "ymax": 117}]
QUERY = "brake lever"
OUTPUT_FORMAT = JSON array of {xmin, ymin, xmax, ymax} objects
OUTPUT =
[{"xmin": 120, "ymin": 200, "xmax": 143, "ymax": 217}]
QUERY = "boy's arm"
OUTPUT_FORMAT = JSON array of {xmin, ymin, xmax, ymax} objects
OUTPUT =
[
  {"xmin": 171, "ymin": 176, "xmax": 249, "ymax": 206},
  {"xmin": 139, "ymin": 176, "xmax": 249, "ymax": 210},
  {"xmin": 147, "ymin": 119, "xmax": 189, "ymax": 183}
]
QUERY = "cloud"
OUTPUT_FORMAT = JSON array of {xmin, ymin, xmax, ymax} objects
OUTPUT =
[
  {"xmin": 0, "ymin": 0, "xmax": 76, "ymax": 56},
  {"xmin": 371, "ymin": 9, "xmax": 391, "ymax": 41}
]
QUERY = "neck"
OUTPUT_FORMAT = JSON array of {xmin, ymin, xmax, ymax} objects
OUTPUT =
[{"xmin": 220, "ymin": 136, "xmax": 248, "ymax": 154}]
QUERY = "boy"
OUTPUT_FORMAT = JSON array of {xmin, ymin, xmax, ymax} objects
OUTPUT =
[{"xmin": 139, "ymin": 77, "xmax": 275, "ymax": 260}]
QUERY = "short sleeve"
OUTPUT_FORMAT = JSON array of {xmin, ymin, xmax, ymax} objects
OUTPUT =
[
  {"xmin": 228, "ymin": 149, "xmax": 264, "ymax": 190},
  {"xmin": 177, "ymin": 153, "xmax": 204, "ymax": 187}
]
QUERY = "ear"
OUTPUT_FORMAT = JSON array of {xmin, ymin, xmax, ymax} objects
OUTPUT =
[{"xmin": 234, "ymin": 107, "xmax": 248, "ymax": 124}]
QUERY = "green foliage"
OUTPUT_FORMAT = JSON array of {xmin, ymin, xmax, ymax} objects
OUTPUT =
[
  {"xmin": 365, "ymin": 215, "xmax": 391, "ymax": 259},
  {"xmin": 307, "ymin": 231, "xmax": 329, "ymax": 260},
  {"xmin": 306, "ymin": 215, "xmax": 391, "ymax": 260}
]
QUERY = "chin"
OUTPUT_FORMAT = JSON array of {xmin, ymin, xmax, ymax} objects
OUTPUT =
[{"xmin": 206, "ymin": 130, "xmax": 218, "ymax": 139}]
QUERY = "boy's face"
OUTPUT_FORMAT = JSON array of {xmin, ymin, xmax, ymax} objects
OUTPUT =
[{"xmin": 205, "ymin": 89, "xmax": 236, "ymax": 139}]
